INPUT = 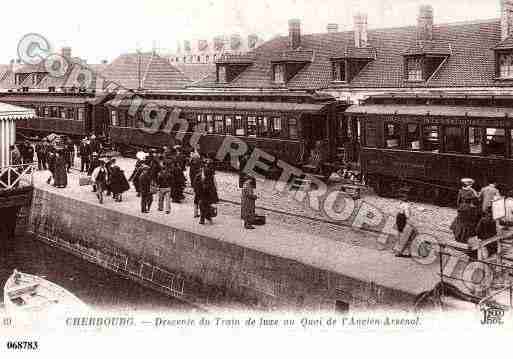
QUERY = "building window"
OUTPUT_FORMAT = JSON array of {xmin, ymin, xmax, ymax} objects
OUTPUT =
[
  {"xmin": 406, "ymin": 57, "xmax": 423, "ymax": 81},
  {"xmin": 214, "ymin": 115, "xmax": 224, "ymax": 134},
  {"xmin": 289, "ymin": 118, "xmax": 298, "ymax": 139},
  {"xmin": 407, "ymin": 124, "xmax": 421, "ymax": 150},
  {"xmin": 499, "ymin": 53, "xmax": 513, "ymax": 79},
  {"xmin": 235, "ymin": 115, "xmax": 245, "ymax": 136},
  {"xmin": 218, "ymin": 65, "xmax": 227, "ymax": 83},
  {"xmin": 78, "ymin": 108, "xmax": 84, "ymax": 122},
  {"xmin": 206, "ymin": 114, "xmax": 214, "ymax": 134},
  {"xmin": 384, "ymin": 123, "xmax": 401, "ymax": 148},
  {"xmin": 270, "ymin": 117, "xmax": 282, "ymax": 138},
  {"xmin": 257, "ymin": 117, "xmax": 269, "ymax": 137},
  {"xmin": 423, "ymin": 125, "xmax": 440, "ymax": 152},
  {"xmin": 444, "ymin": 126, "xmax": 464, "ymax": 153},
  {"xmin": 273, "ymin": 64, "xmax": 286, "ymax": 84},
  {"xmin": 111, "ymin": 110, "xmax": 118, "ymax": 126},
  {"xmin": 332, "ymin": 61, "xmax": 346, "ymax": 81},
  {"xmin": 247, "ymin": 116, "xmax": 257, "ymax": 137},
  {"xmin": 225, "ymin": 116, "xmax": 233, "ymax": 134}
]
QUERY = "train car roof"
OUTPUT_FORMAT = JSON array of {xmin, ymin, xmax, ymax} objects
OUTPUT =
[{"xmin": 346, "ymin": 103, "xmax": 513, "ymax": 119}]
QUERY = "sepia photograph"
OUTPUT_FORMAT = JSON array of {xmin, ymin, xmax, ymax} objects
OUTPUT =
[{"xmin": 0, "ymin": 0, "xmax": 512, "ymax": 356}]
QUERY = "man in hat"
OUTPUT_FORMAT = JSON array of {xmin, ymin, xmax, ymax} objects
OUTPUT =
[
  {"xmin": 479, "ymin": 178, "xmax": 500, "ymax": 215},
  {"xmin": 35, "ymin": 140, "xmax": 47, "ymax": 170},
  {"xmin": 91, "ymin": 160, "xmax": 108, "ymax": 204},
  {"xmin": 79, "ymin": 138, "xmax": 91, "ymax": 173},
  {"xmin": 394, "ymin": 196, "xmax": 415, "ymax": 258},
  {"xmin": 138, "ymin": 164, "xmax": 153, "ymax": 213}
]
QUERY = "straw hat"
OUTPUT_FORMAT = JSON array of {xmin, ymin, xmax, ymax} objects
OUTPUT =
[{"xmin": 461, "ymin": 178, "xmax": 475, "ymax": 186}]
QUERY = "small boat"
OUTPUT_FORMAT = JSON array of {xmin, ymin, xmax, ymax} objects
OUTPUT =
[{"xmin": 3, "ymin": 269, "xmax": 88, "ymax": 315}]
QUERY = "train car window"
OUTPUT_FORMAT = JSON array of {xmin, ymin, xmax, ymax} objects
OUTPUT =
[
  {"xmin": 235, "ymin": 115, "xmax": 245, "ymax": 136},
  {"xmin": 214, "ymin": 115, "xmax": 224, "ymax": 134},
  {"xmin": 364, "ymin": 121, "xmax": 378, "ymax": 148},
  {"xmin": 67, "ymin": 108, "xmax": 74, "ymax": 120},
  {"xmin": 44, "ymin": 107, "xmax": 50, "ymax": 117},
  {"xmin": 225, "ymin": 116, "xmax": 234, "ymax": 135},
  {"xmin": 485, "ymin": 128, "xmax": 506, "ymax": 157},
  {"xmin": 444, "ymin": 126, "xmax": 464, "ymax": 153},
  {"xmin": 407, "ymin": 124, "xmax": 421, "ymax": 150},
  {"xmin": 60, "ymin": 108, "xmax": 67, "ymax": 119},
  {"xmin": 78, "ymin": 108, "xmax": 84, "ymax": 121},
  {"xmin": 257, "ymin": 117, "xmax": 268, "ymax": 137},
  {"xmin": 111, "ymin": 110, "xmax": 118, "ymax": 126},
  {"xmin": 270, "ymin": 117, "xmax": 282, "ymax": 138},
  {"xmin": 469, "ymin": 127, "xmax": 483, "ymax": 154},
  {"xmin": 289, "ymin": 118, "xmax": 298, "ymax": 139},
  {"xmin": 384, "ymin": 122, "xmax": 401, "ymax": 148},
  {"xmin": 206, "ymin": 114, "xmax": 214, "ymax": 134},
  {"xmin": 247, "ymin": 116, "xmax": 257, "ymax": 137},
  {"xmin": 422, "ymin": 125, "xmax": 440, "ymax": 152}
]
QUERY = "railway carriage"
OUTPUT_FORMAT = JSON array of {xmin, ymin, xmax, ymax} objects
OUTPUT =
[
  {"xmin": 347, "ymin": 94, "xmax": 513, "ymax": 204},
  {"xmin": 106, "ymin": 92, "xmax": 346, "ymax": 173},
  {"xmin": 0, "ymin": 92, "xmax": 110, "ymax": 141}
]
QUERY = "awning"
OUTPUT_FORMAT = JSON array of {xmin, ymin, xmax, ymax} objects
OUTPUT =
[
  {"xmin": 346, "ymin": 104, "xmax": 513, "ymax": 119},
  {"xmin": 0, "ymin": 102, "xmax": 35, "ymax": 120},
  {"xmin": 106, "ymin": 98, "xmax": 330, "ymax": 114}
]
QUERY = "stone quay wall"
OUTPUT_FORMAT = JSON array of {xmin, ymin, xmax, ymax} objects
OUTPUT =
[{"xmin": 27, "ymin": 188, "xmax": 418, "ymax": 312}]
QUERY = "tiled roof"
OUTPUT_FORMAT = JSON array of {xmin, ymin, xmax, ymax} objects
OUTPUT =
[
  {"xmin": 495, "ymin": 36, "xmax": 513, "ymax": 50},
  {"xmin": 270, "ymin": 50, "xmax": 314, "ymax": 63},
  {"xmin": 194, "ymin": 19, "xmax": 505, "ymax": 90},
  {"xmin": 174, "ymin": 63, "xmax": 216, "ymax": 83},
  {"xmin": 0, "ymin": 71, "xmax": 16, "ymax": 90},
  {"xmin": 403, "ymin": 40, "xmax": 452, "ymax": 56},
  {"xmin": 101, "ymin": 52, "xmax": 192, "ymax": 90},
  {"xmin": 332, "ymin": 46, "xmax": 377, "ymax": 60}
]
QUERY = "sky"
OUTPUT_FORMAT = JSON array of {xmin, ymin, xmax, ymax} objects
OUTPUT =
[{"xmin": 0, "ymin": 0, "xmax": 501, "ymax": 64}]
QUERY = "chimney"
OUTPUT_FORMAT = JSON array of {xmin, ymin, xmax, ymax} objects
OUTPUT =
[
  {"xmin": 288, "ymin": 19, "xmax": 301, "ymax": 50},
  {"xmin": 417, "ymin": 5, "xmax": 434, "ymax": 42},
  {"xmin": 327, "ymin": 23, "xmax": 339, "ymax": 33},
  {"xmin": 353, "ymin": 13, "xmax": 368, "ymax": 48},
  {"xmin": 61, "ymin": 46, "xmax": 72, "ymax": 58},
  {"xmin": 502, "ymin": 0, "xmax": 513, "ymax": 40}
]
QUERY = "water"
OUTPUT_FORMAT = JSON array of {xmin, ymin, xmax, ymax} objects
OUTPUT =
[{"xmin": 0, "ymin": 233, "xmax": 193, "ymax": 312}]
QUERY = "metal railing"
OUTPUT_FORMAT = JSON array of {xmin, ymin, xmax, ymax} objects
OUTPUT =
[
  {"xmin": 479, "ymin": 283, "xmax": 513, "ymax": 309},
  {"xmin": 0, "ymin": 163, "xmax": 36, "ymax": 191}
]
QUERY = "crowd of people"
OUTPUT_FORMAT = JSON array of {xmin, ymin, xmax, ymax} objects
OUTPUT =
[
  {"xmin": 450, "ymin": 178, "xmax": 500, "ymax": 245},
  {"xmin": 9, "ymin": 135, "xmax": 265, "ymax": 230}
]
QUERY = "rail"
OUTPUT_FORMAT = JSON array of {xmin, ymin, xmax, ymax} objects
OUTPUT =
[{"xmin": 0, "ymin": 163, "xmax": 36, "ymax": 191}]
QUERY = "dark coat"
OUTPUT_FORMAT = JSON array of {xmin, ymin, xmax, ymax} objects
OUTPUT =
[
  {"xmin": 109, "ymin": 166, "xmax": 130, "ymax": 194},
  {"xmin": 241, "ymin": 180, "xmax": 257, "ymax": 221},
  {"xmin": 189, "ymin": 156, "xmax": 202, "ymax": 185},
  {"xmin": 476, "ymin": 213, "xmax": 497, "ymax": 240},
  {"xmin": 79, "ymin": 143, "xmax": 91, "ymax": 158},
  {"xmin": 450, "ymin": 202, "xmax": 479, "ymax": 243},
  {"xmin": 157, "ymin": 169, "xmax": 174, "ymax": 188},
  {"xmin": 138, "ymin": 169, "xmax": 152, "ymax": 195},
  {"xmin": 53, "ymin": 154, "xmax": 68, "ymax": 187},
  {"xmin": 193, "ymin": 174, "xmax": 217, "ymax": 206},
  {"xmin": 88, "ymin": 157, "xmax": 101, "ymax": 176}
]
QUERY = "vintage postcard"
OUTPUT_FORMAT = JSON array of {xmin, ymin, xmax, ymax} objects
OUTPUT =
[{"xmin": 1, "ymin": 0, "xmax": 512, "ymax": 356}]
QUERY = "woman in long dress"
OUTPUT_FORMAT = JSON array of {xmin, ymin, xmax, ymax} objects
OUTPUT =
[
  {"xmin": 450, "ymin": 178, "xmax": 479, "ymax": 243},
  {"xmin": 53, "ymin": 150, "xmax": 68, "ymax": 188},
  {"xmin": 241, "ymin": 177, "xmax": 257, "ymax": 229}
]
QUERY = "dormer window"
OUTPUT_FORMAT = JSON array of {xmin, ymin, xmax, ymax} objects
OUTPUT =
[
  {"xmin": 330, "ymin": 47, "xmax": 376, "ymax": 83},
  {"xmin": 332, "ymin": 61, "xmax": 346, "ymax": 82},
  {"xmin": 215, "ymin": 55, "xmax": 254, "ymax": 83},
  {"xmin": 406, "ymin": 56, "xmax": 423, "ymax": 81},
  {"xmin": 217, "ymin": 65, "xmax": 227, "ymax": 83},
  {"xmin": 498, "ymin": 52, "xmax": 513, "ymax": 79},
  {"xmin": 273, "ymin": 64, "xmax": 286, "ymax": 84}
]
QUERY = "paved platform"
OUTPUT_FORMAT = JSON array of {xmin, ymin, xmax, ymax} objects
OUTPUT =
[{"xmin": 32, "ymin": 168, "xmax": 440, "ymax": 297}]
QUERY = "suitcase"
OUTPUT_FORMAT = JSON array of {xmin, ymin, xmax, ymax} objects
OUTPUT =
[
  {"xmin": 252, "ymin": 215, "xmax": 266, "ymax": 226},
  {"xmin": 79, "ymin": 176, "xmax": 92, "ymax": 186}
]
